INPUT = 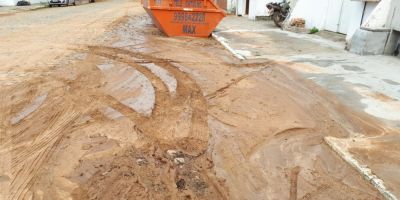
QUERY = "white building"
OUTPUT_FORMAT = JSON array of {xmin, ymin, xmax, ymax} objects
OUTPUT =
[
  {"xmin": 0, "ymin": 0, "xmax": 47, "ymax": 6},
  {"xmin": 288, "ymin": 0, "xmax": 378, "ymax": 36},
  {"xmin": 233, "ymin": 0, "xmax": 283, "ymax": 19},
  {"xmin": 288, "ymin": 0, "xmax": 399, "ymax": 55},
  {"xmin": 230, "ymin": 0, "xmax": 399, "ymax": 56}
]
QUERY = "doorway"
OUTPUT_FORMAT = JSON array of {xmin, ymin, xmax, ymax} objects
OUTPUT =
[
  {"xmin": 384, "ymin": 29, "xmax": 400, "ymax": 57},
  {"xmin": 245, "ymin": 0, "xmax": 249, "ymax": 15}
]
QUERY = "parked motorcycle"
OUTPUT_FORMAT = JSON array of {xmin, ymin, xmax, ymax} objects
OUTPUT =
[{"xmin": 266, "ymin": 1, "xmax": 290, "ymax": 27}]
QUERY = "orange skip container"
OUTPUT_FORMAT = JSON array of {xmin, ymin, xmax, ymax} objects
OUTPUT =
[{"xmin": 142, "ymin": 0, "xmax": 226, "ymax": 37}]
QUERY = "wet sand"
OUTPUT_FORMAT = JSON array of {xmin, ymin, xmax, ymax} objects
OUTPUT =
[{"xmin": 0, "ymin": 1, "xmax": 392, "ymax": 199}]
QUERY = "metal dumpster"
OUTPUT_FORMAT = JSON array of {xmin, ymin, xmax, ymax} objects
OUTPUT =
[{"xmin": 142, "ymin": 0, "xmax": 226, "ymax": 37}]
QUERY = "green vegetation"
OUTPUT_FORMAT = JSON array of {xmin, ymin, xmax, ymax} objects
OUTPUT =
[{"xmin": 309, "ymin": 27, "xmax": 319, "ymax": 34}]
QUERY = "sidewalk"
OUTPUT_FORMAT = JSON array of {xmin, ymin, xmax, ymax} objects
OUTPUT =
[
  {"xmin": 214, "ymin": 15, "xmax": 400, "ymax": 199},
  {"xmin": 214, "ymin": 16, "xmax": 400, "ymax": 125}
]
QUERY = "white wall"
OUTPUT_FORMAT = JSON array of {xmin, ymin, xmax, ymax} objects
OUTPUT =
[
  {"xmin": 0, "ymin": 0, "xmax": 47, "ymax": 6},
  {"xmin": 362, "ymin": 2, "xmax": 378, "ymax": 24},
  {"xmin": 289, "ymin": 0, "xmax": 366, "ymax": 37},
  {"xmin": 345, "ymin": 2, "xmax": 378, "ymax": 41},
  {"xmin": 362, "ymin": 0, "xmax": 392, "ymax": 29},
  {"xmin": 236, "ymin": 0, "xmax": 245, "ymax": 15},
  {"xmin": 288, "ymin": 0, "xmax": 330, "ymax": 29},
  {"xmin": 248, "ymin": 0, "xmax": 283, "ymax": 20},
  {"xmin": 387, "ymin": 0, "xmax": 400, "ymax": 28},
  {"xmin": 360, "ymin": 0, "xmax": 399, "ymax": 29},
  {"xmin": 227, "ymin": 0, "xmax": 237, "ymax": 14},
  {"xmin": 0, "ymin": 0, "xmax": 17, "ymax": 6},
  {"xmin": 344, "ymin": 1, "xmax": 364, "ymax": 41}
]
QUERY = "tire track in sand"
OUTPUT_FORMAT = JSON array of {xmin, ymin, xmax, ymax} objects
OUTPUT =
[
  {"xmin": 10, "ymin": 104, "xmax": 80, "ymax": 199},
  {"xmin": 88, "ymin": 46, "xmax": 209, "ymax": 155},
  {"xmin": 2, "ymin": 45, "xmax": 218, "ymax": 199},
  {"xmin": 3, "ymin": 56, "xmax": 101, "ymax": 200},
  {"xmin": 70, "ymin": 46, "xmax": 228, "ymax": 199}
]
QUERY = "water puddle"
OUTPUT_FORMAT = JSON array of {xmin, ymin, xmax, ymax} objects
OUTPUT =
[
  {"xmin": 141, "ymin": 63, "xmax": 177, "ymax": 95},
  {"xmin": 102, "ymin": 106, "xmax": 124, "ymax": 120},
  {"xmin": 11, "ymin": 93, "xmax": 47, "ymax": 125},
  {"xmin": 97, "ymin": 63, "xmax": 114, "ymax": 71},
  {"xmin": 354, "ymin": 87, "xmax": 400, "ymax": 121},
  {"xmin": 97, "ymin": 63, "xmax": 155, "ymax": 116}
]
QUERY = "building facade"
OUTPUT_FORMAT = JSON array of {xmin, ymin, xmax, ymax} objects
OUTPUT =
[
  {"xmin": 228, "ymin": 0, "xmax": 399, "ymax": 56},
  {"xmin": 229, "ymin": 0, "xmax": 286, "ymax": 19},
  {"xmin": 0, "ymin": 0, "xmax": 47, "ymax": 6}
]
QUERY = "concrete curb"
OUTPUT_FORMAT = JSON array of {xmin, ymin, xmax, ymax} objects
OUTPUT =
[
  {"xmin": 211, "ymin": 32, "xmax": 245, "ymax": 60},
  {"xmin": 324, "ymin": 137, "xmax": 398, "ymax": 200}
]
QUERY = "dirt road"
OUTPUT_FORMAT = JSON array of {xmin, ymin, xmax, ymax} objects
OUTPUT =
[{"xmin": 0, "ymin": 0, "xmax": 390, "ymax": 199}]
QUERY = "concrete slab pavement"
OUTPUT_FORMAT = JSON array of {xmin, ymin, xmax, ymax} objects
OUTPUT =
[{"xmin": 213, "ymin": 15, "xmax": 400, "ymax": 199}]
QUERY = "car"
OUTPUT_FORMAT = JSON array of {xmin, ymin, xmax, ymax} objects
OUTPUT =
[
  {"xmin": 17, "ymin": 0, "xmax": 31, "ymax": 6},
  {"xmin": 48, "ymin": 0, "xmax": 94, "ymax": 7},
  {"xmin": 48, "ymin": 0, "xmax": 76, "ymax": 7}
]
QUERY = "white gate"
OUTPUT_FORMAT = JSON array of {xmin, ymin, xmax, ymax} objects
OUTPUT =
[
  {"xmin": 338, "ymin": 0, "xmax": 353, "ymax": 34},
  {"xmin": 324, "ymin": 0, "xmax": 352, "ymax": 34}
]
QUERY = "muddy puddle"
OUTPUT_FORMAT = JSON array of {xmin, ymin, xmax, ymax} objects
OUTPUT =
[{"xmin": 0, "ymin": 6, "xmax": 394, "ymax": 200}]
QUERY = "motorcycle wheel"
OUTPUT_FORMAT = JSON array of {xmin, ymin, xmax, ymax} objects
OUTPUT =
[{"xmin": 273, "ymin": 12, "xmax": 284, "ymax": 27}]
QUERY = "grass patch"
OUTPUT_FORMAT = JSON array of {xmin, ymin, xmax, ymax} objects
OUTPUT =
[{"xmin": 309, "ymin": 27, "xmax": 319, "ymax": 34}]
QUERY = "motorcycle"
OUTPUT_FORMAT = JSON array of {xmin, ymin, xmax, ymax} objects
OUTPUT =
[{"xmin": 266, "ymin": 1, "xmax": 290, "ymax": 27}]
